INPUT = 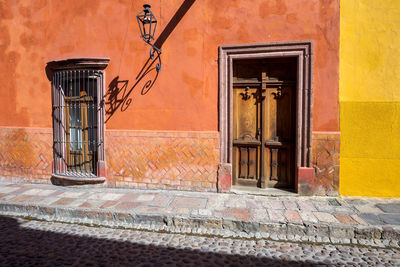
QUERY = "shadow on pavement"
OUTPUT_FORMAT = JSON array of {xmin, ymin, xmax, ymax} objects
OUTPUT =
[{"xmin": 0, "ymin": 215, "xmax": 319, "ymax": 266}]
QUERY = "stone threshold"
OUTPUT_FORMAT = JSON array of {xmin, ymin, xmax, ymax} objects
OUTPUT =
[
  {"xmin": 0, "ymin": 201, "xmax": 398, "ymax": 249},
  {"xmin": 231, "ymin": 186, "xmax": 297, "ymax": 197}
]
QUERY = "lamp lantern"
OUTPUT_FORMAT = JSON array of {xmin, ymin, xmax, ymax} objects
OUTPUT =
[{"xmin": 136, "ymin": 4, "xmax": 158, "ymax": 44}]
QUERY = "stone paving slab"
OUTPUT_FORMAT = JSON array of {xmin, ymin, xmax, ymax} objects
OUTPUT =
[
  {"xmin": 0, "ymin": 181, "xmax": 399, "ymax": 248},
  {"xmin": 376, "ymin": 203, "xmax": 400, "ymax": 213}
]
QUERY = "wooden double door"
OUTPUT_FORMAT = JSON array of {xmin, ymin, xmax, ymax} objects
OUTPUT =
[{"xmin": 232, "ymin": 58, "xmax": 296, "ymax": 189}]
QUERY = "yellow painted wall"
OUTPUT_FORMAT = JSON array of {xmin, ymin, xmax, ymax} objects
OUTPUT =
[{"xmin": 339, "ymin": 0, "xmax": 400, "ymax": 196}]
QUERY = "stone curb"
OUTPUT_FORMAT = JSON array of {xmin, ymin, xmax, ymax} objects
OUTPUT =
[{"xmin": 0, "ymin": 201, "xmax": 399, "ymax": 249}]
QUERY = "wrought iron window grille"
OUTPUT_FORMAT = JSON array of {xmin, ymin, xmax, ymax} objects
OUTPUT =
[{"xmin": 46, "ymin": 58, "xmax": 109, "ymax": 183}]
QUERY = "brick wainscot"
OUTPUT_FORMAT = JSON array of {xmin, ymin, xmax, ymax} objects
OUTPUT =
[{"xmin": 0, "ymin": 127, "xmax": 220, "ymax": 192}]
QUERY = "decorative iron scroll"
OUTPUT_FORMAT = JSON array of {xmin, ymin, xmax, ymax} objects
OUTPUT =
[
  {"xmin": 240, "ymin": 87, "xmax": 251, "ymax": 100},
  {"xmin": 272, "ymin": 86, "xmax": 285, "ymax": 100}
]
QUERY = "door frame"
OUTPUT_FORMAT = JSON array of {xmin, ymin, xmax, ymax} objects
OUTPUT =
[{"xmin": 218, "ymin": 41, "xmax": 313, "ymax": 192}]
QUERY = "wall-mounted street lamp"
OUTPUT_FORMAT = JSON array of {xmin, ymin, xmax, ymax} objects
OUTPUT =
[{"xmin": 136, "ymin": 4, "xmax": 161, "ymax": 59}]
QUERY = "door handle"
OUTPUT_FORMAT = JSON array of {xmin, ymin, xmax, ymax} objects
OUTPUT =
[{"xmin": 257, "ymin": 128, "xmax": 261, "ymax": 138}]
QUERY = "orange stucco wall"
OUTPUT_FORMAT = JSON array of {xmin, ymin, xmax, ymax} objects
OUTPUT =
[{"xmin": 0, "ymin": 0, "xmax": 339, "ymax": 132}]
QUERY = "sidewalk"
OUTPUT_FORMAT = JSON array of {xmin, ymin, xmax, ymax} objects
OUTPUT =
[{"xmin": 0, "ymin": 181, "xmax": 399, "ymax": 248}]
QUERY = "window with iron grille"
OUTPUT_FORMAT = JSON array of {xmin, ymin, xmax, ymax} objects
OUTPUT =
[{"xmin": 47, "ymin": 59, "xmax": 109, "ymax": 182}]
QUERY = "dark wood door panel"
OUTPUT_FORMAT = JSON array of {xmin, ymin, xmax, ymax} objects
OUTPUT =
[
  {"xmin": 264, "ymin": 82, "xmax": 296, "ymax": 188},
  {"xmin": 232, "ymin": 58, "xmax": 296, "ymax": 189},
  {"xmin": 232, "ymin": 85, "xmax": 261, "ymax": 186}
]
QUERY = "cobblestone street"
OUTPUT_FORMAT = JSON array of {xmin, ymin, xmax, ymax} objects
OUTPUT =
[{"xmin": 0, "ymin": 216, "xmax": 398, "ymax": 266}]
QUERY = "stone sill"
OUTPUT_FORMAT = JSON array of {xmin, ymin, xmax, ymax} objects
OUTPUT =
[{"xmin": 51, "ymin": 174, "xmax": 106, "ymax": 186}]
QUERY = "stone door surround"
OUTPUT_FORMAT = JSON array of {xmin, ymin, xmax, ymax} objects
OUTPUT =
[{"xmin": 217, "ymin": 41, "xmax": 313, "ymax": 192}]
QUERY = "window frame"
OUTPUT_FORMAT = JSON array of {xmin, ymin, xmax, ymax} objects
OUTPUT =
[{"xmin": 65, "ymin": 92, "xmax": 93, "ymax": 173}]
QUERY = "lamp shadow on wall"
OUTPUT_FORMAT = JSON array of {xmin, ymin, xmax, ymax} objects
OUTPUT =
[{"xmin": 104, "ymin": 0, "xmax": 196, "ymax": 123}]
